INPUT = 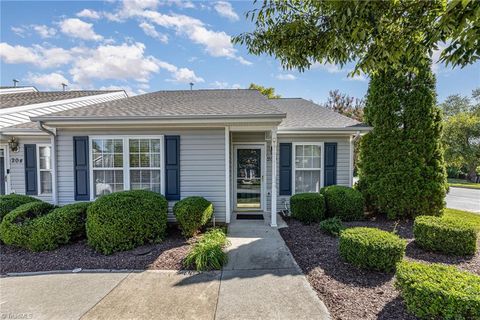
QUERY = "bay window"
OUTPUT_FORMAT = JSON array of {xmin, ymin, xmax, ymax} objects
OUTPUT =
[
  {"xmin": 37, "ymin": 145, "xmax": 52, "ymax": 194},
  {"xmin": 90, "ymin": 136, "xmax": 163, "ymax": 198},
  {"xmin": 293, "ymin": 143, "xmax": 323, "ymax": 193}
]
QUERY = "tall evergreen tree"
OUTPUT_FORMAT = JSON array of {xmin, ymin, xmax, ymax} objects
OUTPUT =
[{"xmin": 358, "ymin": 62, "xmax": 447, "ymax": 219}]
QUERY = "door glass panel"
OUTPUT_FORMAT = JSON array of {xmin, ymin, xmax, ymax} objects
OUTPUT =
[{"xmin": 236, "ymin": 148, "xmax": 261, "ymax": 209}]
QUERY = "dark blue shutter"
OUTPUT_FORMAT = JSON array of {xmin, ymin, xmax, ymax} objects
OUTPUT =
[
  {"xmin": 324, "ymin": 143, "xmax": 337, "ymax": 186},
  {"xmin": 74, "ymin": 136, "xmax": 90, "ymax": 200},
  {"xmin": 24, "ymin": 144, "xmax": 37, "ymax": 195},
  {"xmin": 165, "ymin": 135, "xmax": 180, "ymax": 200},
  {"xmin": 279, "ymin": 143, "xmax": 292, "ymax": 195}
]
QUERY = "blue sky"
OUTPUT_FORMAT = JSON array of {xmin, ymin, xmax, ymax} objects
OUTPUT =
[{"xmin": 1, "ymin": 1, "xmax": 479, "ymax": 103}]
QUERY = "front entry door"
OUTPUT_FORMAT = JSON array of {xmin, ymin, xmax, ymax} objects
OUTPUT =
[
  {"xmin": 0, "ymin": 148, "xmax": 5, "ymax": 195},
  {"xmin": 234, "ymin": 145, "xmax": 264, "ymax": 211}
]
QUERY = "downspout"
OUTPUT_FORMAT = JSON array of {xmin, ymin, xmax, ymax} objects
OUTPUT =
[
  {"xmin": 37, "ymin": 121, "xmax": 58, "ymax": 205},
  {"xmin": 349, "ymin": 131, "xmax": 361, "ymax": 187}
]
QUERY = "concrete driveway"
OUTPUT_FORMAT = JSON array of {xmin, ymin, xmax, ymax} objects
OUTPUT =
[{"xmin": 446, "ymin": 187, "xmax": 480, "ymax": 213}]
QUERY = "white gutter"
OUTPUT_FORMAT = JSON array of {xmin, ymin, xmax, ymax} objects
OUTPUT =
[{"xmin": 37, "ymin": 122, "xmax": 58, "ymax": 205}]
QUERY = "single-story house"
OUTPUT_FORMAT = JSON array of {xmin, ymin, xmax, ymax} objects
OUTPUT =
[{"xmin": 0, "ymin": 89, "xmax": 369, "ymax": 226}]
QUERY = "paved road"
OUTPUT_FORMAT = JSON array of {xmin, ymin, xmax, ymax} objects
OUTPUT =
[{"xmin": 446, "ymin": 187, "xmax": 480, "ymax": 213}]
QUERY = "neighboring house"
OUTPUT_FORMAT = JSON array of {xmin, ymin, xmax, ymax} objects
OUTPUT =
[
  {"xmin": 0, "ymin": 87, "xmax": 128, "ymax": 200},
  {"xmin": 0, "ymin": 89, "xmax": 369, "ymax": 226}
]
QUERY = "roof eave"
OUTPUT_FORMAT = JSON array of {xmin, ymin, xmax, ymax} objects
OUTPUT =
[{"xmin": 278, "ymin": 126, "xmax": 372, "ymax": 134}]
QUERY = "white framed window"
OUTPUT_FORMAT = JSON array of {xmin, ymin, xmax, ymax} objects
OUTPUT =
[
  {"xmin": 129, "ymin": 138, "xmax": 162, "ymax": 193},
  {"xmin": 89, "ymin": 136, "xmax": 164, "ymax": 199},
  {"xmin": 292, "ymin": 142, "xmax": 324, "ymax": 194},
  {"xmin": 37, "ymin": 145, "xmax": 52, "ymax": 195}
]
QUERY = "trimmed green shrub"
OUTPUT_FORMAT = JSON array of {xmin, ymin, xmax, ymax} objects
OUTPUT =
[
  {"xmin": 0, "ymin": 194, "xmax": 41, "ymax": 221},
  {"xmin": 414, "ymin": 216, "xmax": 477, "ymax": 256},
  {"xmin": 320, "ymin": 185, "xmax": 364, "ymax": 221},
  {"xmin": 395, "ymin": 261, "xmax": 480, "ymax": 319},
  {"xmin": 184, "ymin": 228, "xmax": 229, "ymax": 271},
  {"xmin": 28, "ymin": 202, "xmax": 90, "ymax": 251},
  {"xmin": 339, "ymin": 227, "xmax": 406, "ymax": 272},
  {"xmin": 358, "ymin": 63, "xmax": 448, "ymax": 219},
  {"xmin": 319, "ymin": 217, "xmax": 345, "ymax": 236},
  {"xmin": 86, "ymin": 190, "xmax": 168, "ymax": 255},
  {"xmin": 290, "ymin": 193, "xmax": 326, "ymax": 223},
  {"xmin": 173, "ymin": 196, "xmax": 214, "ymax": 237},
  {"xmin": 0, "ymin": 202, "xmax": 55, "ymax": 248}
]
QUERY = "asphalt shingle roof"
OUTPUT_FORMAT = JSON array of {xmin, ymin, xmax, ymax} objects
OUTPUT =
[
  {"xmin": 269, "ymin": 98, "xmax": 366, "ymax": 129},
  {"xmin": 35, "ymin": 89, "xmax": 284, "ymax": 118},
  {"xmin": 0, "ymin": 90, "xmax": 121, "ymax": 109}
]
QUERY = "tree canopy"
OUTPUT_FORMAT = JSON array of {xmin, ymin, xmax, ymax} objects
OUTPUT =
[
  {"xmin": 234, "ymin": 0, "xmax": 479, "ymax": 74},
  {"xmin": 325, "ymin": 90, "xmax": 364, "ymax": 121},
  {"xmin": 248, "ymin": 83, "xmax": 281, "ymax": 99}
]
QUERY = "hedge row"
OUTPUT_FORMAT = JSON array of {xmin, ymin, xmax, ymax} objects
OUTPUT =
[
  {"xmin": 396, "ymin": 261, "xmax": 480, "ymax": 319},
  {"xmin": 320, "ymin": 185, "xmax": 364, "ymax": 221},
  {"xmin": 0, "ymin": 194, "xmax": 40, "ymax": 221},
  {"xmin": 290, "ymin": 193, "xmax": 325, "ymax": 223},
  {"xmin": 414, "ymin": 216, "xmax": 477, "ymax": 256},
  {"xmin": 173, "ymin": 196, "xmax": 213, "ymax": 237},
  {"xmin": 339, "ymin": 227, "xmax": 406, "ymax": 272}
]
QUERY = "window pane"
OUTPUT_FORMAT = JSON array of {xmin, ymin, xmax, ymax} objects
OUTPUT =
[
  {"xmin": 313, "ymin": 156, "xmax": 321, "ymax": 168},
  {"xmin": 114, "ymin": 154, "xmax": 123, "ymax": 168},
  {"xmin": 140, "ymin": 140, "xmax": 149, "ymax": 152},
  {"xmin": 151, "ymin": 153, "xmax": 161, "ymax": 167},
  {"xmin": 104, "ymin": 139, "xmax": 114, "ymax": 153},
  {"xmin": 94, "ymin": 170, "xmax": 124, "ymax": 196},
  {"xmin": 40, "ymin": 171, "xmax": 52, "ymax": 194},
  {"xmin": 312, "ymin": 146, "xmax": 321, "ymax": 157},
  {"xmin": 130, "ymin": 154, "xmax": 140, "ymax": 167},
  {"xmin": 129, "ymin": 139, "xmax": 139, "ymax": 153},
  {"xmin": 39, "ymin": 147, "xmax": 51, "ymax": 170},
  {"xmin": 140, "ymin": 153, "xmax": 150, "ymax": 167},
  {"xmin": 151, "ymin": 139, "xmax": 161, "ymax": 152},
  {"xmin": 295, "ymin": 170, "xmax": 321, "ymax": 193},
  {"xmin": 305, "ymin": 145, "xmax": 313, "ymax": 156},
  {"xmin": 92, "ymin": 139, "xmax": 102, "ymax": 152},
  {"xmin": 130, "ymin": 169, "xmax": 160, "ymax": 192}
]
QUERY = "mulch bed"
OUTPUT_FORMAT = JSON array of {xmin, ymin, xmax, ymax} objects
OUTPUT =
[
  {"xmin": 279, "ymin": 216, "xmax": 480, "ymax": 320},
  {"xmin": 0, "ymin": 226, "xmax": 194, "ymax": 274}
]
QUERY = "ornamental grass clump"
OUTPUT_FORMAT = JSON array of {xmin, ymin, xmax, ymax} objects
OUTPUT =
[
  {"xmin": 339, "ymin": 227, "xmax": 406, "ymax": 272},
  {"xmin": 414, "ymin": 215, "xmax": 477, "ymax": 256},
  {"xmin": 184, "ymin": 228, "xmax": 229, "ymax": 271},
  {"xmin": 395, "ymin": 261, "xmax": 480, "ymax": 319},
  {"xmin": 319, "ymin": 217, "xmax": 345, "ymax": 236}
]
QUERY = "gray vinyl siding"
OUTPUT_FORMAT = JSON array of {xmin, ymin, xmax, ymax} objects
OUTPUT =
[
  {"xmin": 56, "ymin": 128, "xmax": 226, "ymax": 222},
  {"xmin": 231, "ymin": 132, "xmax": 352, "ymax": 213},
  {"xmin": 5, "ymin": 135, "xmax": 53, "ymax": 203}
]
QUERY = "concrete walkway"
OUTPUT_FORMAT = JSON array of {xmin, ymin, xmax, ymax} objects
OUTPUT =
[
  {"xmin": 446, "ymin": 187, "xmax": 480, "ymax": 213},
  {"xmin": 215, "ymin": 213, "xmax": 330, "ymax": 320},
  {"xmin": 0, "ymin": 215, "xmax": 329, "ymax": 320}
]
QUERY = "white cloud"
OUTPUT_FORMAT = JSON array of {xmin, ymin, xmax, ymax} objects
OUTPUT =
[
  {"xmin": 311, "ymin": 61, "xmax": 342, "ymax": 73},
  {"xmin": 141, "ymin": 10, "xmax": 251, "ymax": 65},
  {"xmin": 77, "ymin": 9, "xmax": 101, "ymax": 19},
  {"xmin": 0, "ymin": 43, "xmax": 72, "ymax": 68},
  {"xmin": 276, "ymin": 73, "xmax": 297, "ymax": 80},
  {"xmin": 11, "ymin": 26, "xmax": 26, "ymax": 37},
  {"xmin": 32, "ymin": 25, "xmax": 56, "ymax": 38},
  {"xmin": 139, "ymin": 22, "xmax": 168, "ymax": 43},
  {"xmin": 59, "ymin": 18, "xmax": 103, "ymax": 41},
  {"xmin": 168, "ymin": 67, "xmax": 204, "ymax": 83},
  {"xmin": 214, "ymin": 1, "xmax": 239, "ymax": 21},
  {"xmin": 70, "ymin": 42, "xmax": 160, "ymax": 84},
  {"xmin": 99, "ymin": 85, "xmax": 137, "ymax": 97},
  {"xmin": 26, "ymin": 72, "xmax": 69, "ymax": 90},
  {"xmin": 345, "ymin": 73, "xmax": 368, "ymax": 82},
  {"xmin": 210, "ymin": 81, "xmax": 242, "ymax": 89}
]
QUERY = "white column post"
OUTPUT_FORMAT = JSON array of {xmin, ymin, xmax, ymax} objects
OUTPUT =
[
  {"xmin": 271, "ymin": 128, "xmax": 278, "ymax": 227},
  {"xmin": 225, "ymin": 126, "xmax": 231, "ymax": 223},
  {"xmin": 349, "ymin": 135, "xmax": 354, "ymax": 187},
  {"xmin": 50, "ymin": 135, "xmax": 58, "ymax": 205}
]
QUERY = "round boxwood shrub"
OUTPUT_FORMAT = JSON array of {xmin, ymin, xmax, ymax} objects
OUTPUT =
[
  {"xmin": 173, "ymin": 196, "xmax": 214, "ymax": 237},
  {"xmin": 0, "ymin": 201, "xmax": 55, "ymax": 248},
  {"xmin": 27, "ymin": 202, "xmax": 90, "ymax": 251},
  {"xmin": 339, "ymin": 227, "xmax": 406, "ymax": 272},
  {"xmin": 86, "ymin": 190, "xmax": 168, "ymax": 255},
  {"xmin": 290, "ymin": 193, "xmax": 326, "ymax": 224},
  {"xmin": 414, "ymin": 216, "xmax": 477, "ymax": 256},
  {"xmin": 320, "ymin": 185, "xmax": 364, "ymax": 221},
  {"xmin": 0, "ymin": 194, "xmax": 41, "ymax": 221},
  {"xmin": 395, "ymin": 261, "xmax": 480, "ymax": 319}
]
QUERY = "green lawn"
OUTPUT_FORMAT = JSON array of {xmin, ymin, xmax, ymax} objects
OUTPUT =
[
  {"xmin": 448, "ymin": 178, "xmax": 480, "ymax": 190},
  {"xmin": 443, "ymin": 208, "xmax": 480, "ymax": 231}
]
